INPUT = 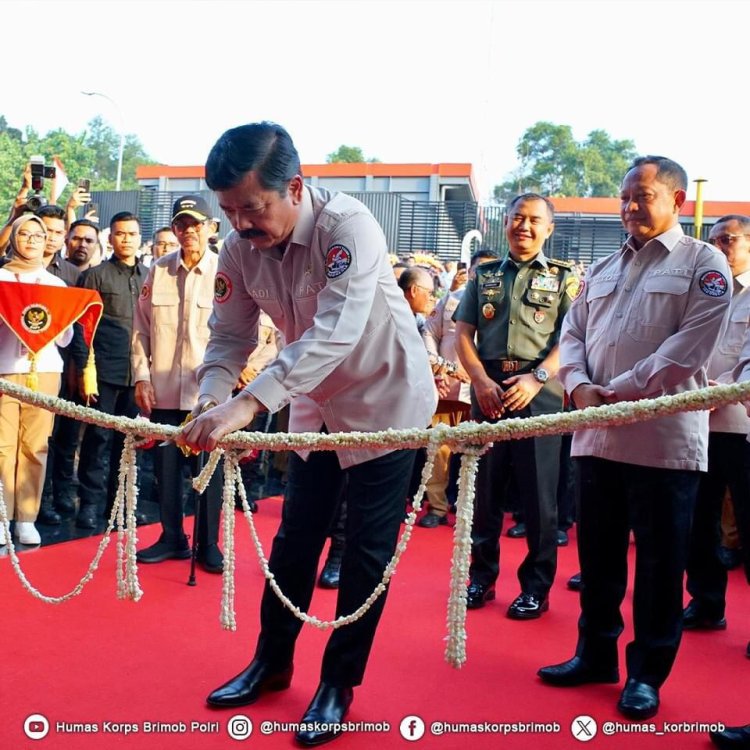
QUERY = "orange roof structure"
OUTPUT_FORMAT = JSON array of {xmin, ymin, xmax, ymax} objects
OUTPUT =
[{"xmin": 550, "ymin": 196, "xmax": 750, "ymax": 220}]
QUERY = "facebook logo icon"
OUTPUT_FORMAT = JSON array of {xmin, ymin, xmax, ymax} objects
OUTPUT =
[{"xmin": 399, "ymin": 715, "xmax": 425, "ymax": 741}]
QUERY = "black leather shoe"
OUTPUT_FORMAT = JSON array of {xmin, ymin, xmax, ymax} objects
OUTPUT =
[
  {"xmin": 683, "ymin": 601, "xmax": 727, "ymax": 630},
  {"xmin": 137, "ymin": 533, "xmax": 191, "ymax": 564},
  {"xmin": 617, "ymin": 678, "xmax": 659, "ymax": 719},
  {"xmin": 466, "ymin": 581, "xmax": 495, "ymax": 609},
  {"xmin": 135, "ymin": 512, "xmax": 149, "ymax": 527},
  {"xmin": 197, "ymin": 543, "xmax": 224, "ymax": 574},
  {"xmin": 710, "ymin": 723, "xmax": 750, "ymax": 749},
  {"xmin": 556, "ymin": 530, "xmax": 569, "ymax": 546},
  {"xmin": 718, "ymin": 545, "xmax": 743, "ymax": 571},
  {"xmin": 507, "ymin": 592, "xmax": 549, "ymax": 620},
  {"xmin": 318, "ymin": 559, "xmax": 341, "ymax": 589},
  {"xmin": 507, "ymin": 522, "xmax": 526, "ymax": 538},
  {"xmin": 417, "ymin": 512, "xmax": 448, "ymax": 528},
  {"xmin": 294, "ymin": 682, "xmax": 354, "ymax": 746},
  {"xmin": 37, "ymin": 506, "xmax": 62, "ymax": 525},
  {"xmin": 206, "ymin": 660, "xmax": 293, "ymax": 708},
  {"xmin": 567, "ymin": 572, "xmax": 582, "ymax": 591},
  {"xmin": 538, "ymin": 656, "xmax": 619, "ymax": 687},
  {"xmin": 76, "ymin": 505, "xmax": 98, "ymax": 529}
]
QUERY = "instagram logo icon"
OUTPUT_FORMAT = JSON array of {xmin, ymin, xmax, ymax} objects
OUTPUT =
[
  {"xmin": 226, "ymin": 715, "xmax": 253, "ymax": 740},
  {"xmin": 399, "ymin": 715, "xmax": 425, "ymax": 741}
]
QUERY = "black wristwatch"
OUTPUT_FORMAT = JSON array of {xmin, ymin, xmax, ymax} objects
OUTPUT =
[{"xmin": 532, "ymin": 367, "xmax": 549, "ymax": 384}]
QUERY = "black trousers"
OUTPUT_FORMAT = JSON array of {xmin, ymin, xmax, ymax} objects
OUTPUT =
[
  {"xmin": 151, "ymin": 409, "xmax": 222, "ymax": 546},
  {"xmin": 575, "ymin": 457, "xmax": 699, "ymax": 688},
  {"xmin": 469, "ymin": 364, "xmax": 562, "ymax": 597},
  {"xmin": 686, "ymin": 433, "xmax": 750, "ymax": 616},
  {"xmin": 254, "ymin": 447, "xmax": 416, "ymax": 687},
  {"xmin": 77, "ymin": 381, "xmax": 139, "ymax": 513}
]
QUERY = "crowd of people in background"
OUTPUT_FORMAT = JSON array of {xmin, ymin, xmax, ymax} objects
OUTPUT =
[{"xmin": 2, "ymin": 144, "xmax": 750, "ymax": 749}]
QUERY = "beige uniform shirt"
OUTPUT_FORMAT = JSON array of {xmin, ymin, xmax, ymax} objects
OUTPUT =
[
  {"xmin": 198, "ymin": 186, "xmax": 437, "ymax": 468},
  {"xmin": 708, "ymin": 270, "xmax": 750, "ymax": 434},
  {"xmin": 132, "ymin": 249, "xmax": 217, "ymax": 410},
  {"xmin": 559, "ymin": 224, "xmax": 731, "ymax": 471},
  {"xmin": 423, "ymin": 289, "xmax": 470, "ymax": 404}
]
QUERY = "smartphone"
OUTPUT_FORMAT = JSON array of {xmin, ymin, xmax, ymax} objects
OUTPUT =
[
  {"xmin": 457, "ymin": 261, "xmax": 467, "ymax": 270},
  {"xmin": 86, "ymin": 202, "xmax": 99, "ymax": 216},
  {"xmin": 78, "ymin": 178, "xmax": 91, "ymax": 192}
]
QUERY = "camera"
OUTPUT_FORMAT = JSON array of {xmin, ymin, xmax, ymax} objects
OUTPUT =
[{"xmin": 26, "ymin": 155, "xmax": 56, "ymax": 211}]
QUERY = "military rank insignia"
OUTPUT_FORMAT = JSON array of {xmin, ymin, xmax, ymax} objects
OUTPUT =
[{"xmin": 533, "ymin": 310, "xmax": 545, "ymax": 324}]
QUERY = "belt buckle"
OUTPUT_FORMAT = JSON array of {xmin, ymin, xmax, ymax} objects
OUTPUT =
[{"xmin": 501, "ymin": 360, "xmax": 519, "ymax": 373}]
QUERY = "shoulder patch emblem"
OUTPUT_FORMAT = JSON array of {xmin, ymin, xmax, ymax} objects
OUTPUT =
[
  {"xmin": 565, "ymin": 276, "xmax": 582, "ymax": 300},
  {"xmin": 699, "ymin": 270, "xmax": 728, "ymax": 298},
  {"xmin": 214, "ymin": 272, "xmax": 233, "ymax": 303},
  {"xmin": 325, "ymin": 244, "xmax": 352, "ymax": 279}
]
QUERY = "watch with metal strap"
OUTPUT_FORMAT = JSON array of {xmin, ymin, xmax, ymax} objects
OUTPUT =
[{"xmin": 532, "ymin": 367, "xmax": 549, "ymax": 384}]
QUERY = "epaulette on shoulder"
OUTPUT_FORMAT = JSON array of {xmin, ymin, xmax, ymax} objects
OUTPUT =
[
  {"xmin": 547, "ymin": 258, "xmax": 574, "ymax": 269},
  {"xmin": 477, "ymin": 258, "xmax": 504, "ymax": 274}
]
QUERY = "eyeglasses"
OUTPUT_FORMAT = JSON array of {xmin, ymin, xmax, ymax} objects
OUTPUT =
[
  {"xmin": 710, "ymin": 233, "xmax": 750, "ymax": 246},
  {"xmin": 173, "ymin": 218, "xmax": 208, "ymax": 233},
  {"xmin": 415, "ymin": 284, "xmax": 436, "ymax": 298},
  {"xmin": 17, "ymin": 232, "xmax": 46, "ymax": 242}
]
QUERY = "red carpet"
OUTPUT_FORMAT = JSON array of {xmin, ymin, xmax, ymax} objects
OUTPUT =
[{"xmin": 4, "ymin": 498, "xmax": 749, "ymax": 749}]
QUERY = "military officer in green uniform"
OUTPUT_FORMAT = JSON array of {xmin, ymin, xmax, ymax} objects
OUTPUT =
[{"xmin": 454, "ymin": 192, "xmax": 578, "ymax": 619}]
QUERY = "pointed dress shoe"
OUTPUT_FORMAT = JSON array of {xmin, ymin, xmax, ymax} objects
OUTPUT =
[
  {"xmin": 318, "ymin": 559, "xmax": 342, "ymax": 589},
  {"xmin": 466, "ymin": 581, "xmax": 496, "ymax": 609},
  {"xmin": 197, "ymin": 543, "xmax": 224, "ymax": 574},
  {"xmin": 417, "ymin": 511, "xmax": 448, "ymax": 528},
  {"xmin": 567, "ymin": 572, "xmax": 582, "ymax": 591},
  {"xmin": 538, "ymin": 656, "xmax": 619, "ymax": 687},
  {"xmin": 206, "ymin": 660, "xmax": 293, "ymax": 707},
  {"xmin": 710, "ymin": 723, "xmax": 750, "ymax": 749},
  {"xmin": 507, "ymin": 592, "xmax": 549, "ymax": 620},
  {"xmin": 507, "ymin": 522, "xmax": 527, "ymax": 538},
  {"xmin": 617, "ymin": 678, "xmax": 659, "ymax": 720},
  {"xmin": 683, "ymin": 601, "xmax": 727, "ymax": 630},
  {"xmin": 294, "ymin": 682, "xmax": 354, "ymax": 746}
]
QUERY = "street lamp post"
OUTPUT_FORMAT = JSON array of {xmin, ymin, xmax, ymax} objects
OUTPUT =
[{"xmin": 82, "ymin": 90, "xmax": 125, "ymax": 191}]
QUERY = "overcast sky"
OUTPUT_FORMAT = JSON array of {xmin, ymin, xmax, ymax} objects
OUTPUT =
[{"xmin": 3, "ymin": 0, "xmax": 747, "ymax": 201}]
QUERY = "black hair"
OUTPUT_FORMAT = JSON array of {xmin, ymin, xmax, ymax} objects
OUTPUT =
[
  {"xmin": 68, "ymin": 219, "xmax": 100, "ymax": 235},
  {"xmin": 205, "ymin": 121, "xmax": 302, "ymax": 195},
  {"xmin": 109, "ymin": 212, "xmax": 140, "ymax": 231},
  {"xmin": 35, "ymin": 205, "xmax": 66, "ymax": 221},
  {"xmin": 629, "ymin": 155, "xmax": 688, "ymax": 191},
  {"xmin": 507, "ymin": 192, "xmax": 555, "ymax": 221}
]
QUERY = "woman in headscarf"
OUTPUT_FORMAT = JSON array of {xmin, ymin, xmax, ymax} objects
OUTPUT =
[{"xmin": 0, "ymin": 214, "xmax": 73, "ymax": 546}]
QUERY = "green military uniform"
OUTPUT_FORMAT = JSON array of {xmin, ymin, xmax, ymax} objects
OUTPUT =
[{"xmin": 453, "ymin": 251, "xmax": 578, "ymax": 601}]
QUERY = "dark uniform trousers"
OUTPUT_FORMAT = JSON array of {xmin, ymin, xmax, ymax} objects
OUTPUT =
[
  {"xmin": 575, "ymin": 457, "xmax": 699, "ymax": 688},
  {"xmin": 255, "ymin": 447, "xmax": 416, "ymax": 687},
  {"xmin": 686, "ymin": 433, "xmax": 750, "ymax": 616},
  {"xmin": 77, "ymin": 381, "xmax": 139, "ymax": 515},
  {"xmin": 469, "ymin": 361, "xmax": 561, "ymax": 598},
  {"xmin": 151, "ymin": 409, "xmax": 222, "ymax": 546}
]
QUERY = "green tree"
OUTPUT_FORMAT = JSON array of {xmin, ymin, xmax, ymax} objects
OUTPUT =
[
  {"xmin": 492, "ymin": 121, "xmax": 637, "ymax": 203},
  {"xmin": 0, "ymin": 114, "xmax": 157, "ymax": 211},
  {"xmin": 326, "ymin": 144, "xmax": 380, "ymax": 163}
]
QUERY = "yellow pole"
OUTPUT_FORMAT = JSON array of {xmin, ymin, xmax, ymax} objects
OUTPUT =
[{"xmin": 694, "ymin": 178, "xmax": 707, "ymax": 239}]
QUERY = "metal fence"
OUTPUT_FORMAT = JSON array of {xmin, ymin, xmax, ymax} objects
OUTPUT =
[{"xmin": 90, "ymin": 189, "xmax": 712, "ymax": 264}]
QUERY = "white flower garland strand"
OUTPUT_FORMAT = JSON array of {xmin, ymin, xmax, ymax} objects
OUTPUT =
[
  {"xmin": 445, "ymin": 444, "xmax": 486, "ymax": 668},
  {"xmin": 5, "ymin": 376, "xmax": 750, "ymax": 666}
]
